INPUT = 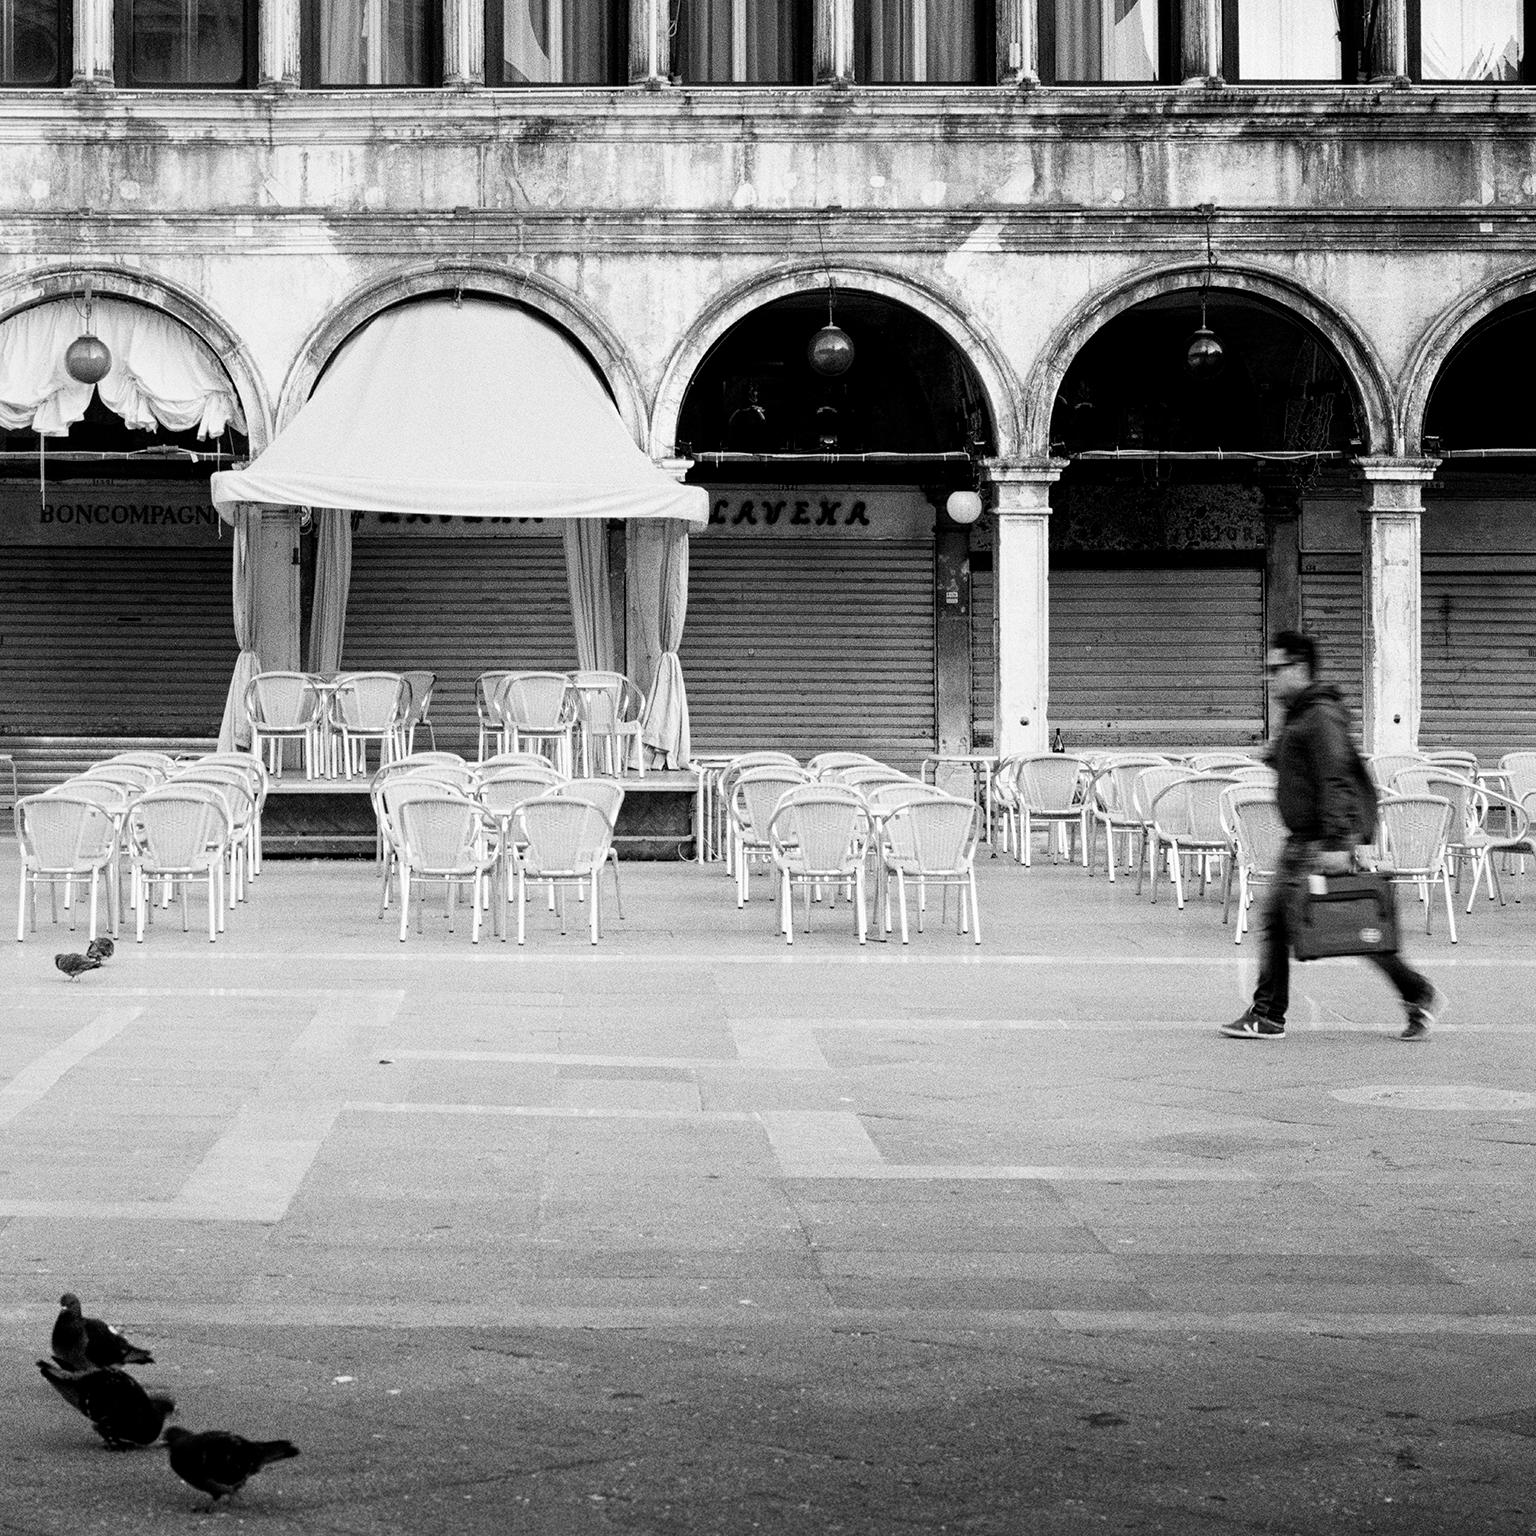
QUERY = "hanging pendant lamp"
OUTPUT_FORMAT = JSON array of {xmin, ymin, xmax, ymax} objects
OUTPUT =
[
  {"xmin": 1184, "ymin": 203, "xmax": 1225, "ymax": 377},
  {"xmin": 64, "ymin": 280, "xmax": 112, "ymax": 385}
]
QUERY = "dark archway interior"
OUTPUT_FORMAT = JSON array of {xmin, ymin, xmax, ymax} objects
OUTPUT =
[
  {"xmin": 676, "ymin": 290, "xmax": 996, "ymax": 470},
  {"xmin": 1424, "ymin": 299, "xmax": 1536, "ymax": 450},
  {"xmin": 1050, "ymin": 291, "xmax": 1365, "ymax": 456}
]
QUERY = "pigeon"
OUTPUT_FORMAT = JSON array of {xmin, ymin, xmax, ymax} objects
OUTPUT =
[
  {"xmin": 163, "ymin": 1428, "xmax": 300, "ymax": 1504},
  {"xmin": 55, "ymin": 952, "xmax": 101, "ymax": 981},
  {"xmin": 51, "ymin": 1292, "xmax": 155, "ymax": 1370},
  {"xmin": 85, "ymin": 936, "xmax": 115, "ymax": 962},
  {"xmin": 37, "ymin": 1361, "xmax": 175, "ymax": 1449}
]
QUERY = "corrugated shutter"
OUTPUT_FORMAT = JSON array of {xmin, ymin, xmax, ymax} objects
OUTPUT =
[
  {"xmin": 1300, "ymin": 552, "xmax": 1363, "ymax": 719},
  {"xmin": 971, "ymin": 563, "xmax": 1265, "ymax": 750},
  {"xmin": 0, "ymin": 546, "xmax": 235, "ymax": 735},
  {"xmin": 1422, "ymin": 554, "xmax": 1536, "ymax": 755},
  {"xmin": 342, "ymin": 536, "xmax": 575, "ymax": 754},
  {"xmin": 682, "ymin": 539, "xmax": 935, "ymax": 767}
]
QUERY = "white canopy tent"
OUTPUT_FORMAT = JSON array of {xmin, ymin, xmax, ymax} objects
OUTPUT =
[{"xmin": 210, "ymin": 297, "xmax": 707, "ymax": 764}]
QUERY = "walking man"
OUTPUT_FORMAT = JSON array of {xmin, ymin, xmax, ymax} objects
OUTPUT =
[{"xmin": 1223, "ymin": 630, "xmax": 1443, "ymax": 1042}]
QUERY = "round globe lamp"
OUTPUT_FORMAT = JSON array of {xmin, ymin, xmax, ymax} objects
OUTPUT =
[
  {"xmin": 65, "ymin": 334, "xmax": 112, "ymax": 385},
  {"xmin": 1184, "ymin": 325, "xmax": 1224, "ymax": 376},
  {"xmin": 945, "ymin": 489, "xmax": 984, "ymax": 526},
  {"xmin": 807, "ymin": 323, "xmax": 854, "ymax": 377}
]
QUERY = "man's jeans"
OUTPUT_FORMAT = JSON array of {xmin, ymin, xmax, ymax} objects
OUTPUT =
[{"xmin": 1253, "ymin": 840, "xmax": 1432, "ymax": 1024}]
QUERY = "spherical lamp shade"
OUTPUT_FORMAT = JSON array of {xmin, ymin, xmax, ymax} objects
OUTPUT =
[
  {"xmin": 1184, "ymin": 326, "xmax": 1225, "ymax": 376},
  {"xmin": 945, "ymin": 489, "xmax": 984, "ymax": 526},
  {"xmin": 807, "ymin": 323, "xmax": 855, "ymax": 377},
  {"xmin": 64, "ymin": 334, "xmax": 112, "ymax": 385}
]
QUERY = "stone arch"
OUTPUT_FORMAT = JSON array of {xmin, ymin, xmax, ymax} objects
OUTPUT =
[
  {"xmin": 1023, "ymin": 263, "xmax": 1395, "ymax": 458},
  {"xmin": 278, "ymin": 263, "xmax": 651, "ymax": 443},
  {"xmin": 652, "ymin": 261, "xmax": 1023, "ymax": 461},
  {"xmin": 0, "ymin": 262, "xmax": 274, "ymax": 449},
  {"xmin": 1400, "ymin": 268, "xmax": 1536, "ymax": 451}
]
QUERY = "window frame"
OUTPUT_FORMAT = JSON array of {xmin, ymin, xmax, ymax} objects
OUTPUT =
[
  {"xmin": 1036, "ymin": 0, "xmax": 1177, "ymax": 84},
  {"xmin": 485, "ymin": 0, "xmax": 629, "ymax": 86},
  {"xmin": 114, "ymin": 0, "xmax": 257, "ymax": 88},
  {"xmin": 1405, "ymin": 0, "xmax": 1532, "ymax": 81},
  {"xmin": 670, "ymin": 0, "xmax": 815, "ymax": 86},
  {"xmin": 300, "ymin": 0, "xmax": 443, "ymax": 88},
  {"xmin": 1219, "ymin": 0, "xmax": 1360, "ymax": 82},
  {"xmin": 851, "ymin": 0, "xmax": 998, "ymax": 85},
  {"xmin": 0, "ymin": 0, "xmax": 71, "ymax": 86}
]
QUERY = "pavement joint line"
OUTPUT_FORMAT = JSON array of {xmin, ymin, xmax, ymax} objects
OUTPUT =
[
  {"xmin": 389, "ymin": 1049, "xmax": 827, "ymax": 1070},
  {"xmin": 347, "ymin": 1101, "xmax": 759, "ymax": 1121},
  {"xmin": 0, "ymin": 1006, "xmax": 144, "ymax": 1126}
]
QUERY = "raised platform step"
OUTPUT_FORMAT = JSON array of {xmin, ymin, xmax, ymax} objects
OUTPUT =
[{"xmin": 0, "ymin": 736, "xmax": 219, "ymax": 802}]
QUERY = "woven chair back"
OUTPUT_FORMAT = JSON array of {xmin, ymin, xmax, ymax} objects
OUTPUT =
[
  {"xmin": 882, "ymin": 795, "xmax": 977, "ymax": 874},
  {"xmin": 189, "ymin": 752, "xmax": 270, "ymax": 801},
  {"xmin": 768, "ymin": 787, "xmax": 871, "ymax": 876},
  {"xmin": 732, "ymin": 768, "xmax": 814, "ymax": 837},
  {"xmin": 399, "ymin": 670, "xmax": 436, "ymax": 730},
  {"xmin": 475, "ymin": 671, "xmax": 516, "ymax": 719},
  {"xmin": 1149, "ymin": 775, "xmax": 1236, "ymax": 844},
  {"xmin": 104, "ymin": 751, "xmax": 175, "ymax": 780},
  {"xmin": 569, "ymin": 671, "xmax": 642, "ymax": 732},
  {"xmin": 246, "ymin": 671, "xmax": 321, "ymax": 728},
  {"xmin": 1229, "ymin": 764, "xmax": 1278, "ymax": 786},
  {"xmin": 1424, "ymin": 749, "xmax": 1479, "ymax": 775},
  {"xmin": 832, "ymin": 765, "xmax": 912, "ymax": 790},
  {"xmin": 1380, "ymin": 794, "xmax": 1454, "ymax": 875},
  {"xmin": 388, "ymin": 763, "xmax": 480, "ymax": 793},
  {"xmin": 1367, "ymin": 752, "xmax": 1427, "ymax": 789},
  {"xmin": 83, "ymin": 761, "xmax": 157, "ymax": 791},
  {"xmin": 514, "ymin": 797, "xmax": 613, "ymax": 876},
  {"xmin": 1499, "ymin": 752, "xmax": 1536, "ymax": 804},
  {"xmin": 1187, "ymin": 752, "xmax": 1261, "ymax": 773},
  {"xmin": 397, "ymin": 795, "xmax": 483, "ymax": 875},
  {"xmin": 334, "ymin": 673, "xmax": 409, "ymax": 731},
  {"xmin": 478, "ymin": 751, "xmax": 564, "ymax": 773},
  {"xmin": 17, "ymin": 794, "xmax": 117, "ymax": 870},
  {"xmin": 550, "ymin": 778, "xmax": 625, "ymax": 826},
  {"xmin": 377, "ymin": 777, "xmax": 458, "ymax": 845},
  {"xmin": 1224, "ymin": 791, "xmax": 1287, "ymax": 876},
  {"xmin": 49, "ymin": 778, "xmax": 132, "ymax": 812},
  {"xmin": 1090, "ymin": 756, "xmax": 1170, "ymax": 818},
  {"xmin": 171, "ymin": 770, "xmax": 255, "ymax": 832},
  {"xmin": 865, "ymin": 781, "xmax": 942, "ymax": 816},
  {"xmin": 129, "ymin": 791, "xmax": 229, "ymax": 871},
  {"xmin": 1013, "ymin": 755, "xmax": 1090, "ymax": 813},
  {"xmin": 1475, "ymin": 788, "xmax": 1532, "ymax": 851},
  {"xmin": 1131, "ymin": 765, "xmax": 1196, "ymax": 822},
  {"xmin": 497, "ymin": 673, "xmax": 573, "ymax": 731},
  {"xmin": 479, "ymin": 768, "xmax": 567, "ymax": 821},
  {"xmin": 1392, "ymin": 769, "xmax": 1476, "ymax": 841},
  {"xmin": 808, "ymin": 751, "xmax": 879, "ymax": 776}
]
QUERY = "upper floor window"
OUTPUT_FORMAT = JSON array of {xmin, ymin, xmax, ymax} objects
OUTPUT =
[
  {"xmin": 1038, "ymin": 0, "xmax": 1167, "ymax": 82},
  {"xmin": 853, "ymin": 0, "xmax": 992, "ymax": 81},
  {"xmin": 488, "ymin": 0, "xmax": 626, "ymax": 83},
  {"xmin": 673, "ymin": 0, "xmax": 811, "ymax": 83},
  {"xmin": 1, "ymin": 0, "xmax": 68, "ymax": 83},
  {"xmin": 305, "ymin": 0, "xmax": 438, "ymax": 85},
  {"xmin": 1412, "ymin": 0, "xmax": 1524, "ymax": 78},
  {"xmin": 120, "ymin": 0, "xmax": 253, "ymax": 84},
  {"xmin": 1230, "ymin": 0, "xmax": 1345, "ymax": 78}
]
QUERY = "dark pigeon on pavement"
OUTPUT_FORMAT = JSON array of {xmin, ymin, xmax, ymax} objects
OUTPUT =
[
  {"xmin": 85, "ymin": 936, "xmax": 115, "ymax": 962},
  {"xmin": 164, "ymin": 1427, "xmax": 300, "ymax": 1504},
  {"xmin": 51, "ymin": 1293, "xmax": 154, "ymax": 1369},
  {"xmin": 37, "ymin": 1361, "xmax": 175, "ymax": 1449},
  {"xmin": 55, "ymin": 952, "xmax": 101, "ymax": 981}
]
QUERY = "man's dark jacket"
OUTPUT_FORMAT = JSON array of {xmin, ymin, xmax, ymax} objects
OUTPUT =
[{"xmin": 1270, "ymin": 682, "xmax": 1374, "ymax": 850}]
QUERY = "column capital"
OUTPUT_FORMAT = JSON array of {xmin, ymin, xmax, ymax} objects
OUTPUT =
[
  {"xmin": 983, "ymin": 458, "xmax": 1066, "ymax": 515},
  {"xmin": 1355, "ymin": 456, "xmax": 1440, "ymax": 515},
  {"xmin": 1354, "ymin": 455, "xmax": 1441, "ymax": 485},
  {"xmin": 656, "ymin": 456, "xmax": 694, "ymax": 483}
]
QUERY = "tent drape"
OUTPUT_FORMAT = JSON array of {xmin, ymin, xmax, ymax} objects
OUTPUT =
[
  {"xmin": 628, "ymin": 518, "xmax": 691, "ymax": 769},
  {"xmin": 217, "ymin": 505, "xmax": 263, "ymax": 750},
  {"xmin": 0, "ymin": 297, "xmax": 246, "ymax": 439},
  {"xmin": 210, "ymin": 298, "xmax": 708, "ymax": 527},
  {"xmin": 307, "ymin": 510, "xmax": 353, "ymax": 675},
  {"xmin": 563, "ymin": 519, "xmax": 617, "ymax": 673}
]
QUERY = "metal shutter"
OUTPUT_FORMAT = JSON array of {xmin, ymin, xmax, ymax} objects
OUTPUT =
[
  {"xmin": 1422, "ymin": 554, "xmax": 1536, "ymax": 756},
  {"xmin": 1050, "ymin": 566, "xmax": 1266, "ymax": 749},
  {"xmin": 342, "ymin": 536, "xmax": 575, "ymax": 755},
  {"xmin": 971, "ymin": 558, "xmax": 996, "ymax": 750},
  {"xmin": 1300, "ymin": 552, "xmax": 1363, "ymax": 719},
  {"xmin": 681, "ymin": 539, "xmax": 935, "ymax": 768},
  {"xmin": 0, "ymin": 545, "xmax": 235, "ymax": 735}
]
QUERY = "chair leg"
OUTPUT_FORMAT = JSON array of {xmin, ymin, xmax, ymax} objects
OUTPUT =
[
  {"xmin": 896, "ymin": 871, "xmax": 909, "ymax": 944},
  {"xmin": 590, "ymin": 868, "xmax": 600, "ymax": 945},
  {"xmin": 855, "ymin": 867, "xmax": 866, "ymax": 944},
  {"xmin": 1443, "ymin": 867, "xmax": 1458, "ymax": 943},
  {"xmin": 399, "ymin": 870, "xmax": 410, "ymax": 942},
  {"xmin": 969, "ymin": 867, "xmax": 982, "ymax": 944},
  {"xmin": 516, "ymin": 868, "xmax": 527, "ymax": 945},
  {"xmin": 608, "ymin": 850, "xmax": 625, "ymax": 920}
]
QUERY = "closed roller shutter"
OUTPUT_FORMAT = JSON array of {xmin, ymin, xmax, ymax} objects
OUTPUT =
[
  {"xmin": 971, "ymin": 557, "xmax": 995, "ymax": 750},
  {"xmin": 342, "ymin": 536, "xmax": 575, "ymax": 754},
  {"xmin": 1051, "ymin": 565, "xmax": 1266, "ymax": 748},
  {"xmin": 1422, "ymin": 554, "xmax": 1536, "ymax": 756},
  {"xmin": 0, "ymin": 545, "xmax": 235, "ymax": 735},
  {"xmin": 682, "ymin": 539, "xmax": 935, "ymax": 767},
  {"xmin": 1301, "ymin": 552, "xmax": 1363, "ymax": 719}
]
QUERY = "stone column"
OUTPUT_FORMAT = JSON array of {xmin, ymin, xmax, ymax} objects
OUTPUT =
[
  {"xmin": 254, "ymin": 508, "xmax": 303, "ymax": 673},
  {"xmin": 814, "ymin": 0, "xmax": 853, "ymax": 84},
  {"xmin": 629, "ymin": 0, "xmax": 670, "ymax": 83},
  {"xmin": 1364, "ymin": 0, "xmax": 1408, "ymax": 82},
  {"xmin": 443, "ymin": 0, "xmax": 485, "ymax": 87},
  {"xmin": 1179, "ymin": 0, "xmax": 1222, "ymax": 84},
  {"xmin": 1357, "ymin": 457, "xmax": 1437, "ymax": 756},
  {"xmin": 1260, "ymin": 471, "xmax": 1302, "ymax": 637},
  {"xmin": 258, "ymin": 0, "xmax": 302, "ymax": 88},
  {"xmin": 995, "ymin": 0, "xmax": 1038, "ymax": 86},
  {"xmin": 72, "ymin": 0, "xmax": 112, "ymax": 88},
  {"xmin": 987, "ymin": 461, "xmax": 1063, "ymax": 758}
]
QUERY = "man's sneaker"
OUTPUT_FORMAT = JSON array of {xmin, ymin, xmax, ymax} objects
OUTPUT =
[
  {"xmin": 1401, "ymin": 988, "xmax": 1446, "ymax": 1041},
  {"xmin": 1222, "ymin": 1009, "xmax": 1285, "ymax": 1039}
]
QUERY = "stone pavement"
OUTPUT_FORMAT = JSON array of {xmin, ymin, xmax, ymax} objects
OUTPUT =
[{"xmin": 1, "ymin": 835, "xmax": 1535, "ymax": 1533}]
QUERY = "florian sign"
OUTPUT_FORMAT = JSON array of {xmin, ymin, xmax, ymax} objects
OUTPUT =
[{"xmin": 0, "ymin": 482, "xmax": 224, "ymax": 544}]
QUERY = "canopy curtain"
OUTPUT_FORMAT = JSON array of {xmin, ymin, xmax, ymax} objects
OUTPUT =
[
  {"xmin": 0, "ymin": 296, "xmax": 246, "ymax": 439},
  {"xmin": 563, "ymin": 519, "xmax": 617, "ymax": 673},
  {"xmin": 627, "ymin": 518, "xmax": 691, "ymax": 769},
  {"xmin": 307, "ymin": 510, "xmax": 353, "ymax": 675},
  {"xmin": 217, "ymin": 505, "xmax": 263, "ymax": 750}
]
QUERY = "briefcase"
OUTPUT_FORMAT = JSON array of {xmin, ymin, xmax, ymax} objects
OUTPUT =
[{"xmin": 1290, "ymin": 872, "xmax": 1399, "ymax": 961}]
